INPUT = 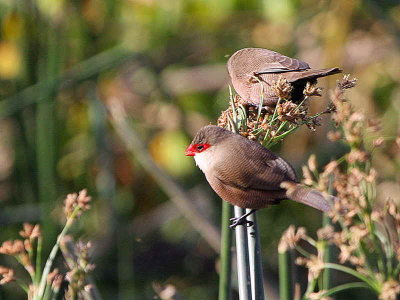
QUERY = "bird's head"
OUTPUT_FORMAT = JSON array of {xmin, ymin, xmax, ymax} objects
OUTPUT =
[{"xmin": 185, "ymin": 125, "xmax": 231, "ymax": 157}]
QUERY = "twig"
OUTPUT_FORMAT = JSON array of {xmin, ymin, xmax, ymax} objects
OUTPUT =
[{"xmin": 109, "ymin": 103, "xmax": 221, "ymax": 252}]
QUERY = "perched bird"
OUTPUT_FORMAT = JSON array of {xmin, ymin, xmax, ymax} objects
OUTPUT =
[
  {"xmin": 185, "ymin": 125, "xmax": 333, "ymax": 227},
  {"xmin": 227, "ymin": 48, "xmax": 341, "ymax": 106}
]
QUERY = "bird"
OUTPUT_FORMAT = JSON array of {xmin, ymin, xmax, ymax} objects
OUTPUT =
[
  {"xmin": 185, "ymin": 125, "xmax": 334, "ymax": 228},
  {"xmin": 227, "ymin": 48, "xmax": 342, "ymax": 107}
]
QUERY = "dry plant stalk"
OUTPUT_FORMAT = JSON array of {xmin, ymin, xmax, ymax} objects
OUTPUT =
[
  {"xmin": 0, "ymin": 189, "xmax": 98, "ymax": 300},
  {"xmin": 279, "ymin": 75, "xmax": 400, "ymax": 300}
]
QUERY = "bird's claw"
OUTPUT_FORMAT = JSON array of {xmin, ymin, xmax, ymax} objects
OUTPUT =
[{"xmin": 229, "ymin": 217, "xmax": 254, "ymax": 229}]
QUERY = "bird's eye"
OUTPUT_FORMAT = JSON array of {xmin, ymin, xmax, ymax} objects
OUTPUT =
[{"xmin": 196, "ymin": 145, "xmax": 204, "ymax": 151}]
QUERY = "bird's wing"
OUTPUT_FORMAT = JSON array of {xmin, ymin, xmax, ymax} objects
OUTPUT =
[
  {"xmin": 252, "ymin": 50, "xmax": 310, "ymax": 74},
  {"xmin": 212, "ymin": 138, "xmax": 297, "ymax": 191}
]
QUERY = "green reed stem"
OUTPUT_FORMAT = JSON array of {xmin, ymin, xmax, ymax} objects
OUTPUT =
[
  {"xmin": 278, "ymin": 248, "xmax": 292, "ymax": 300},
  {"xmin": 36, "ymin": 23, "xmax": 59, "ymax": 239},
  {"xmin": 35, "ymin": 207, "xmax": 80, "ymax": 300},
  {"xmin": 322, "ymin": 282, "xmax": 372, "ymax": 296},
  {"xmin": 218, "ymin": 201, "xmax": 233, "ymax": 300},
  {"xmin": 35, "ymin": 236, "xmax": 43, "ymax": 286}
]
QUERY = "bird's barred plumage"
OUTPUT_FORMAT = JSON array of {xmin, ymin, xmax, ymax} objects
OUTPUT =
[
  {"xmin": 188, "ymin": 125, "xmax": 333, "ymax": 212},
  {"xmin": 227, "ymin": 48, "xmax": 341, "ymax": 106}
]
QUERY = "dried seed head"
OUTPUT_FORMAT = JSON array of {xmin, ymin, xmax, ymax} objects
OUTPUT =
[
  {"xmin": 373, "ymin": 137, "xmax": 385, "ymax": 147},
  {"xmin": 317, "ymin": 225, "xmax": 334, "ymax": 241},
  {"xmin": 323, "ymin": 161, "xmax": 338, "ymax": 174},
  {"xmin": 52, "ymin": 275, "xmax": 63, "ymax": 290},
  {"xmin": 0, "ymin": 240, "xmax": 25, "ymax": 255},
  {"xmin": 308, "ymin": 290, "xmax": 332, "ymax": 300},
  {"xmin": 346, "ymin": 150, "xmax": 369, "ymax": 164},
  {"xmin": 379, "ymin": 279, "xmax": 400, "ymax": 300},
  {"xmin": 153, "ymin": 283, "xmax": 179, "ymax": 300},
  {"xmin": 273, "ymin": 76, "xmax": 293, "ymax": 100},
  {"xmin": 278, "ymin": 225, "xmax": 307, "ymax": 253},
  {"xmin": 19, "ymin": 223, "xmax": 41, "ymax": 239},
  {"xmin": 47, "ymin": 268, "xmax": 59, "ymax": 284},
  {"xmin": 64, "ymin": 189, "xmax": 92, "ymax": 218},
  {"xmin": 302, "ymin": 165, "xmax": 314, "ymax": 186},
  {"xmin": 277, "ymin": 101, "xmax": 307, "ymax": 124},
  {"xmin": 308, "ymin": 154, "xmax": 317, "ymax": 172},
  {"xmin": 367, "ymin": 119, "xmax": 382, "ymax": 132},
  {"xmin": 303, "ymin": 82, "xmax": 322, "ymax": 97},
  {"xmin": 327, "ymin": 130, "xmax": 342, "ymax": 142},
  {"xmin": 295, "ymin": 255, "xmax": 324, "ymax": 281},
  {"xmin": 337, "ymin": 74, "xmax": 357, "ymax": 90},
  {"xmin": 0, "ymin": 266, "xmax": 15, "ymax": 285}
]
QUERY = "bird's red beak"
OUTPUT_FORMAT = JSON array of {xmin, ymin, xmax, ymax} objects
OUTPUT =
[{"xmin": 185, "ymin": 144, "xmax": 196, "ymax": 156}]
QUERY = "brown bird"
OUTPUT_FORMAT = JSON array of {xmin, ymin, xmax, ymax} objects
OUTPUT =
[
  {"xmin": 227, "ymin": 48, "xmax": 341, "ymax": 106},
  {"xmin": 185, "ymin": 125, "xmax": 333, "ymax": 227}
]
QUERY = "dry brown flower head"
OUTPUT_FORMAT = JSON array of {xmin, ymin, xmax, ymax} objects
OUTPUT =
[
  {"xmin": 153, "ymin": 283, "xmax": 179, "ymax": 300},
  {"xmin": 308, "ymin": 290, "xmax": 332, "ymax": 300},
  {"xmin": 19, "ymin": 223, "xmax": 41, "ymax": 239},
  {"xmin": 327, "ymin": 130, "xmax": 342, "ymax": 142},
  {"xmin": 0, "ymin": 240, "xmax": 25, "ymax": 255},
  {"xmin": 278, "ymin": 225, "xmax": 306, "ymax": 253},
  {"xmin": 373, "ymin": 137, "xmax": 385, "ymax": 147},
  {"xmin": 302, "ymin": 165, "xmax": 314, "ymax": 186},
  {"xmin": 52, "ymin": 275, "xmax": 64, "ymax": 290},
  {"xmin": 0, "ymin": 266, "xmax": 15, "ymax": 285},
  {"xmin": 346, "ymin": 149, "xmax": 369, "ymax": 164},
  {"xmin": 273, "ymin": 76, "xmax": 293, "ymax": 100},
  {"xmin": 303, "ymin": 82, "xmax": 322, "ymax": 97},
  {"xmin": 337, "ymin": 74, "xmax": 357, "ymax": 90},
  {"xmin": 277, "ymin": 101, "xmax": 307, "ymax": 123},
  {"xmin": 295, "ymin": 255, "xmax": 324, "ymax": 281},
  {"xmin": 64, "ymin": 189, "xmax": 92, "ymax": 218},
  {"xmin": 317, "ymin": 225, "xmax": 334, "ymax": 241},
  {"xmin": 379, "ymin": 279, "xmax": 400, "ymax": 300}
]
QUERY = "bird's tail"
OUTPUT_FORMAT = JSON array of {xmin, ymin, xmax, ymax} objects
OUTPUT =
[
  {"xmin": 287, "ymin": 67, "xmax": 342, "ymax": 83},
  {"xmin": 281, "ymin": 182, "xmax": 334, "ymax": 212}
]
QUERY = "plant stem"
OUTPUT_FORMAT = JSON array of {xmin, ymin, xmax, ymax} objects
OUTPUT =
[
  {"xmin": 218, "ymin": 201, "xmax": 233, "ymax": 300},
  {"xmin": 35, "ymin": 208, "xmax": 80, "ymax": 300},
  {"xmin": 35, "ymin": 236, "xmax": 43, "ymax": 286},
  {"xmin": 278, "ymin": 248, "xmax": 292, "ymax": 300},
  {"xmin": 323, "ymin": 263, "xmax": 379, "ymax": 291},
  {"xmin": 36, "ymin": 22, "xmax": 59, "ymax": 240},
  {"xmin": 322, "ymin": 282, "xmax": 372, "ymax": 296},
  {"xmin": 17, "ymin": 279, "xmax": 30, "ymax": 294}
]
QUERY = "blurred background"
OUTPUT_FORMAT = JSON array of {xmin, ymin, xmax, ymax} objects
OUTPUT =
[{"xmin": 0, "ymin": 0, "xmax": 399, "ymax": 299}]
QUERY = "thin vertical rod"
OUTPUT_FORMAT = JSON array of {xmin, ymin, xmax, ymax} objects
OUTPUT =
[
  {"xmin": 234, "ymin": 206, "xmax": 252, "ymax": 300},
  {"xmin": 247, "ymin": 210, "xmax": 265, "ymax": 300}
]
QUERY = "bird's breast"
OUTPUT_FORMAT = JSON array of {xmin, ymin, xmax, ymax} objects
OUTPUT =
[{"xmin": 193, "ymin": 150, "xmax": 214, "ymax": 173}]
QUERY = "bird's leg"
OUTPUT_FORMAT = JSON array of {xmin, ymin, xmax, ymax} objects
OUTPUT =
[{"xmin": 229, "ymin": 209, "xmax": 257, "ymax": 229}]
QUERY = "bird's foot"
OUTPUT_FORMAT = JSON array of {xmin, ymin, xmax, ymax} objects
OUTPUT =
[
  {"xmin": 229, "ymin": 217, "xmax": 254, "ymax": 229},
  {"xmin": 229, "ymin": 209, "xmax": 257, "ymax": 229}
]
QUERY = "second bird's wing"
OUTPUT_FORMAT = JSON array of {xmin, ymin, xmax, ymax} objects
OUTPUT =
[{"xmin": 251, "ymin": 49, "xmax": 310, "ymax": 74}]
